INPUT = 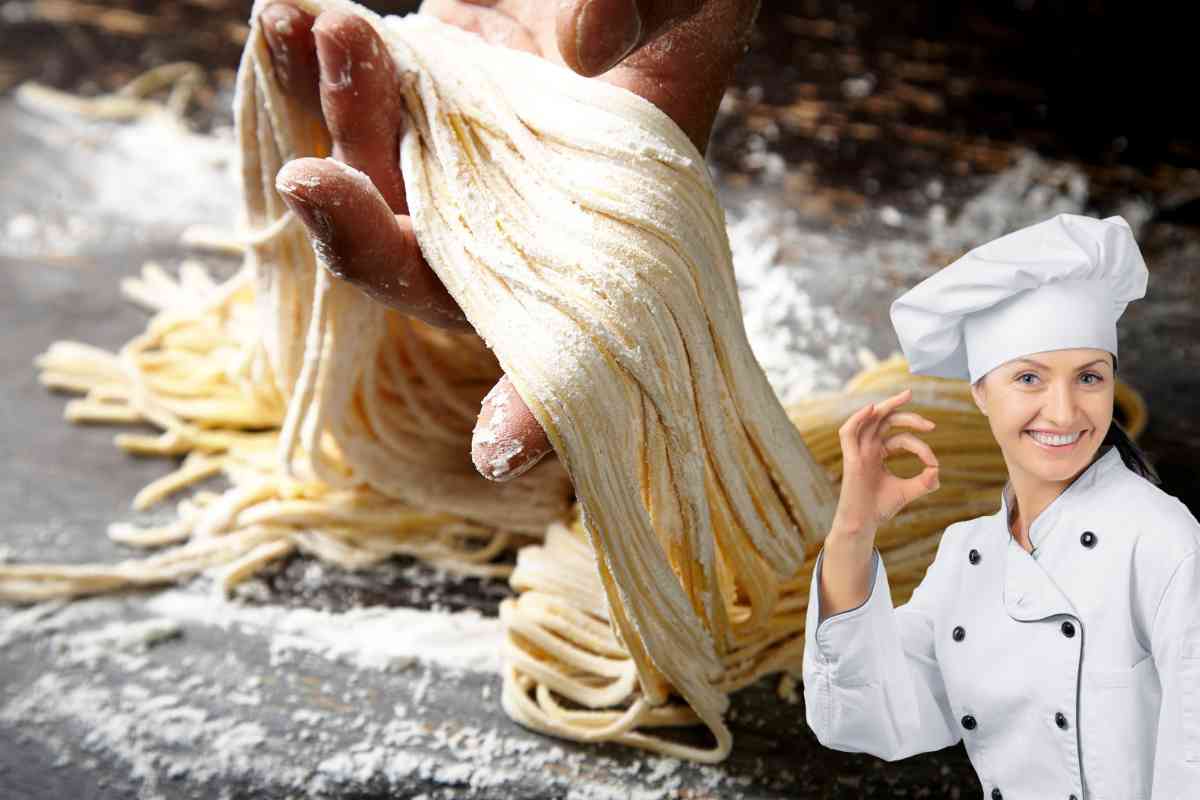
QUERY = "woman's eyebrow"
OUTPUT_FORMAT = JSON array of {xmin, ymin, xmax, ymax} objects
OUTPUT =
[{"xmin": 1014, "ymin": 358, "xmax": 1109, "ymax": 370}]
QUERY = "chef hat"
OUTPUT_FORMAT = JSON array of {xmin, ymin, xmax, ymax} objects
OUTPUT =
[{"xmin": 889, "ymin": 213, "xmax": 1148, "ymax": 384}]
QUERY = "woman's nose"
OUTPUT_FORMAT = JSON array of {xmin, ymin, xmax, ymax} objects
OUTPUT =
[{"xmin": 1045, "ymin": 380, "xmax": 1080, "ymax": 427}]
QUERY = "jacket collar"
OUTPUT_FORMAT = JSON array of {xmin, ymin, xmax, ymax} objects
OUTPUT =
[{"xmin": 1000, "ymin": 444, "xmax": 1122, "ymax": 622}]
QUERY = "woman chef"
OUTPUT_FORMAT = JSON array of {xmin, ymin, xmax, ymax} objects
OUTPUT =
[{"xmin": 801, "ymin": 212, "xmax": 1200, "ymax": 800}]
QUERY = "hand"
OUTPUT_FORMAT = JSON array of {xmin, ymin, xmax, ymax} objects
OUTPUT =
[
  {"xmin": 260, "ymin": 0, "xmax": 758, "ymax": 482},
  {"xmin": 833, "ymin": 388, "xmax": 940, "ymax": 538}
]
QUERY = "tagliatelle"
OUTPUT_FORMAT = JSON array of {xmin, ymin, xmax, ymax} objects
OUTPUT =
[{"xmin": 1, "ymin": 0, "xmax": 1150, "ymax": 763}]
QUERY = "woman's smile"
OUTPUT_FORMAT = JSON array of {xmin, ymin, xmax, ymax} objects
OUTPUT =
[{"xmin": 1025, "ymin": 428, "xmax": 1088, "ymax": 452}]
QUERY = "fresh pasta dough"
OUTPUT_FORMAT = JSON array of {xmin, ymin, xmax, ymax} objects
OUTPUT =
[
  {"xmin": 0, "ymin": 0, "xmax": 1153, "ymax": 764},
  {"xmin": 242, "ymin": 0, "xmax": 842, "ymax": 756}
]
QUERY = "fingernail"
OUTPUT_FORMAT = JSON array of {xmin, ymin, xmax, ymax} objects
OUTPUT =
[
  {"xmin": 263, "ymin": 13, "xmax": 293, "ymax": 91},
  {"xmin": 276, "ymin": 183, "xmax": 338, "ymax": 271},
  {"xmin": 487, "ymin": 441, "xmax": 549, "ymax": 482},
  {"xmin": 472, "ymin": 385, "xmax": 551, "ymax": 482},
  {"xmin": 575, "ymin": 0, "xmax": 641, "ymax": 75},
  {"xmin": 316, "ymin": 27, "xmax": 352, "ymax": 89},
  {"xmin": 277, "ymin": 183, "xmax": 335, "ymax": 251}
]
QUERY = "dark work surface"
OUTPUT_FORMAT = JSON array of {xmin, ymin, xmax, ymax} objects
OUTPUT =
[{"xmin": 1, "ymin": 1, "xmax": 1198, "ymax": 799}]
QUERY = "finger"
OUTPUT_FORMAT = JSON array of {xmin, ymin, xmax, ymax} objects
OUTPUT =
[
  {"xmin": 560, "ymin": 0, "xmax": 746, "ymax": 78},
  {"xmin": 880, "ymin": 430, "xmax": 941, "ymax": 513},
  {"xmin": 419, "ymin": 0, "xmax": 540, "ymax": 55},
  {"xmin": 472, "ymin": 375, "xmax": 553, "ymax": 482},
  {"xmin": 838, "ymin": 401, "xmax": 876, "ymax": 453},
  {"xmin": 557, "ymin": 0, "xmax": 646, "ymax": 77},
  {"xmin": 260, "ymin": 2, "xmax": 323, "ymax": 117},
  {"xmin": 312, "ymin": 10, "xmax": 408, "ymax": 213},
  {"xmin": 877, "ymin": 411, "xmax": 937, "ymax": 437},
  {"xmin": 881, "ymin": 431, "xmax": 939, "ymax": 470},
  {"xmin": 275, "ymin": 157, "xmax": 471, "ymax": 331},
  {"xmin": 861, "ymin": 388, "xmax": 914, "ymax": 440},
  {"xmin": 557, "ymin": 0, "xmax": 758, "ymax": 151},
  {"xmin": 894, "ymin": 461, "xmax": 941, "ymax": 500},
  {"xmin": 883, "ymin": 465, "xmax": 941, "ymax": 519}
]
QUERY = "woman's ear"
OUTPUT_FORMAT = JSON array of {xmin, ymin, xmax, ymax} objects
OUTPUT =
[{"xmin": 970, "ymin": 377, "xmax": 987, "ymax": 417}]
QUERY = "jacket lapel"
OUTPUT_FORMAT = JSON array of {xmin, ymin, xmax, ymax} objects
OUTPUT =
[
  {"xmin": 996, "ymin": 462, "xmax": 1093, "ymax": 623},
  {"xmin": 1000, "ymin": 447, "xmax": 1124, "ymax": 622},
  {"xmin": 1003, "ymin": 533, "xmax": 1078, "ymax": 621}
]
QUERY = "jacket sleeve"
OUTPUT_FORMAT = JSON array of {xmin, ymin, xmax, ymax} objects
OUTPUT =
[
  {"xmin": 1150, "ymin": 547, "xmax": 1200, "ymax": 798},
  {"xmin": 802, "ymin": 531, "xmax": 962, "ymax": 761}
]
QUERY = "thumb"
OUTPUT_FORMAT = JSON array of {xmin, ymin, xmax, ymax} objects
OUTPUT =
[
  {"xmin": 883, "ymin": 468, "xmax": 939, "ymax": 521},
  {"xmin": 557, "ymin": 0, "xmax": 708, "ymax": 77},
  {"xmin": 471, "ymin": 375, "xmax": 554, "ymax": 482},
  {"xmin": 921, "ymin": 465, "xmax": 941, "ymax": 497}
]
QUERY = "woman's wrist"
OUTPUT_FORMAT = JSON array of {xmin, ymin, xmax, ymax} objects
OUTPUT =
[
  {"xmin": 817, "ymin": 524, "xmax": 877, "ymax": 624},
  {"xmin": 823, "ymin": 531, "xmax": 875, "ymax": 568},
  {"xmin": 827, "ymin": 515, "xmax": 877, "ymax": 549}
]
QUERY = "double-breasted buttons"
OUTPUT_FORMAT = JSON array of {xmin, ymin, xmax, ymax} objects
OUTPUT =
[
  {"xmin": 952, "ymin": 626, "xmax": 966, "ymax": 642},
  {"xmin": 1055, "ymin": 711, "xmax": 1069, "ymax": 729},
  {"xmin": 1061, "ymin": 620, "xmax": 1075, "ymax": 638},
  {"xmin": 991, "ymin": 788, "xmax": 1003, "ymax": 800},
  {"xmin": 961, "ymin": 714, "xmax": 977, "ymax": 730},
  {"xmin": 1080, "ymin": 530, "xmax": 1097, "ymax": 548},
  {"xmin": 968, "ymin": 548, "xmax": 981, "ymax": 564}
]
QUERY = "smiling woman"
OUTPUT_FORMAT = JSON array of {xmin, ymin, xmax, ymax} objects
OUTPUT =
[
  {"xmin": 890, "ymin": 213, "xmax": 1160, "ymax": 549},
  {"xmin": 978, "ymin": 351, "xmax": 1159, "ymax": 488},
  {"xmin": 806, "ymin": 212, "xmax": 1200, "ymax": 800},
  {"xmin": 970, "ymin": 348, "xmax": 1118, "ymax": 552}
]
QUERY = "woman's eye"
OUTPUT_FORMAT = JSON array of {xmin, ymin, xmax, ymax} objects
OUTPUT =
[
  {"xmin": 1081, "ymin": 372, "xmax": 1103, "ymax": 384},
  {"xmin": 1017, "ymin": 373, "xmax": 1037, "ymax": 384}
]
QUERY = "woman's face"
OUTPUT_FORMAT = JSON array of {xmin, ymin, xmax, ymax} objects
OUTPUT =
[{"xmin": 970, "ymin": 348, "xmax": 1115, "ymax": 486}]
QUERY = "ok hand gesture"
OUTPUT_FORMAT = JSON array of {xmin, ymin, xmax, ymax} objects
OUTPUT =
[{"xmin": 833, "ymin": 388, "xmax": 941, "ymax": 538}]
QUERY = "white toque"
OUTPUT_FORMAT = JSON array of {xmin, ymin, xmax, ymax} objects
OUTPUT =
[{"xmin": 890, "ymin": 213, "xmax": 1149, "ymax": 383}]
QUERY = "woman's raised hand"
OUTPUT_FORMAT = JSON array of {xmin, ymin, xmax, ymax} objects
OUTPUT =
[{"xmin": 833, "ymin": 388, "xmax": 941, "ymax": 538}]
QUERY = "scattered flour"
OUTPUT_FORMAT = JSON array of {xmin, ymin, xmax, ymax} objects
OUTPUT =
[
  {"xmin": 145, "ymin": 587, "xmax": 503, "ymax": 673},
  {"xmin": 727, "ymin": 149, "xmax": 1152, "ymax": 406},
  {"xmin": 0, "ymin": 588, "xmax": 766, "ymax": 798},
  {"xmin": 61, "ymin": 617, "xmax": 182, "ymax": 665},
  {"xmin": 0, "ymin": 103, "xmax": 236, "ymax": 261}
]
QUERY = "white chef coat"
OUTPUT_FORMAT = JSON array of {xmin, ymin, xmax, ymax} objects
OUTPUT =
[{"xmin": 802, "ymin": 445, "xmax": 1200, "ymax": 800}]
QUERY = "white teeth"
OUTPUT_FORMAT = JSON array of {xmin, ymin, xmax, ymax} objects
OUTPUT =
[{"xmin": 1029, "ymin": 430, "xmax": 1081, "ymax": 446}]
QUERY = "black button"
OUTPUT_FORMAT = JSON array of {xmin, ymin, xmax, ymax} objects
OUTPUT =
[
  {"xmin": 969, "ymin": 549, "xmax": 981, "ymax": 564},
  {"xmin": 961, "ymin": 714, "xmax": 977, "ymax": 730},
  {"xmin": 1080, "ymin": 531, "xmax": 1097, "ymax": 548},
  {"xmin": 1069, "ymin": 795, "xmax": 1079, "ymax": 800},
  {"xmin": 1061, "ymin": 620, "xmax": 1076, "ymax": 638},
  {"xmin": 953, "ymin": 626, "xmax": 966, "ymax": 642},
  {"xmin": 1056, "ymin": 711, "xmax": 1068, "ymax": 729},
  {"xmin": 991, "ymin": 789, "xmax": 1003, "ymax": 800}
]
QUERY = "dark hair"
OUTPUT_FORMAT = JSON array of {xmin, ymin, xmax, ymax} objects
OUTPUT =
[{"xmin": 1106, "ymin": 354, "xmax": 1162, "ymax": 485}]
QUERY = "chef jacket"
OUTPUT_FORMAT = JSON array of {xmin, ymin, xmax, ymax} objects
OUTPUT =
[{"xmin": 802, "ymin": 445, "xmax": 1200, "ymax": 799}]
